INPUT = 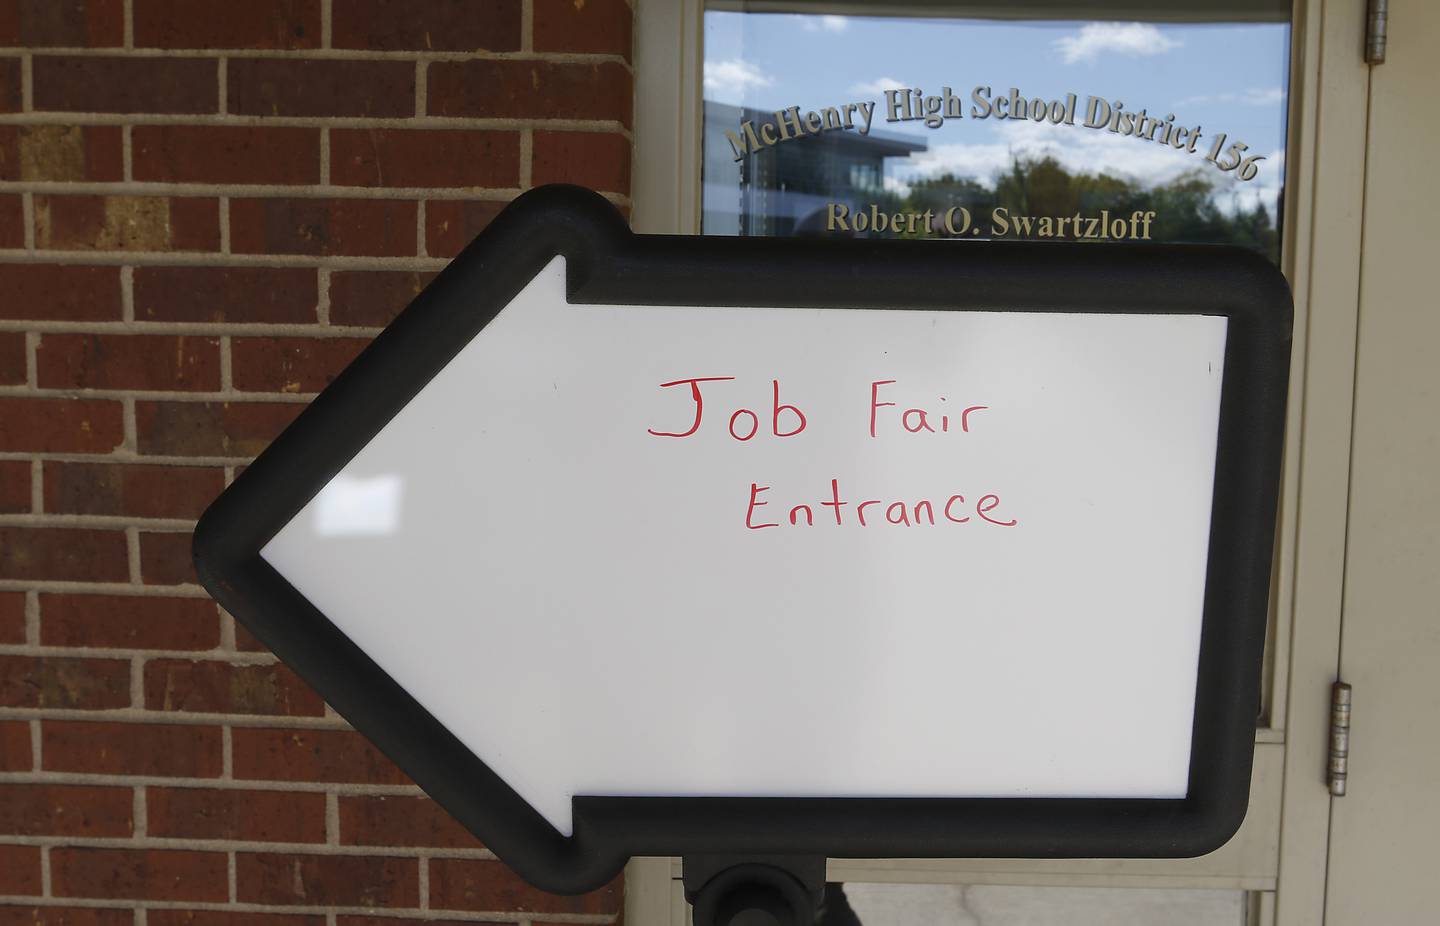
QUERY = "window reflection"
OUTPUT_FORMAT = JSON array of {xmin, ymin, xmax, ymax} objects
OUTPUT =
[{"xmin": 702, "ymin": 5, "xmax": 1290, "ymax": 261}]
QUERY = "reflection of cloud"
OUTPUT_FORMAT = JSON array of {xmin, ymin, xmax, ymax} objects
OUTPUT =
[
  {"xmin": 851, "ymin": 76, "xmax": 907, "ymax": 96},
  {"xmin": 1175, "ymin": 87, "xmax": 1284, "ymax": 107},
  {"xmin": 703, "ymin": 59, "xmax": 774, "ymax": 103},
  {"xmin": 315, "ymin": 474, "xmax": 404, "ymax": 537},
  {"xmin": 1053, "ymin": 22, "xmax": 1181, "ymax": 64},
  {"xmin": 800, "ymin": 15, "xmax": 848, "ymax": 32},
  {"xmin": 884, "ymin": 175, "xmax": 914, "ymax": 197}
]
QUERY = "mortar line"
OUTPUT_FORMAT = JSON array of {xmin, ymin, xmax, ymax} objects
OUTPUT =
[
  {"xmin": 133, "ymin": 783, "xmax": 147, "ymax": 838},
  {"xmin": 28, "ymin": 458, "xmax": 41, "ymax": 513},
  {"xmin": 218, "ymin": 197, "xmax": 230, "ymax": 254},
  {"xmin": 415, "ymin": 60, "xmax": 427, "ymax": 117},
  {"xmin": 24, "ymin": 591, "xmax": 39, "ymax": 647},
  {"xmin": 0, "ymin": 113, "xmax": 632, "ymax": 133},
  {"xmin": 128, "ymin": 651, "xmax": 144, "ymax": 708},
  {"xmin": 19, "ymin": 53, "xmax": 32, "ymax": 112},
  {"xmin": 121, "ymin": 396, "xmax": 137, "ymax": 453},
  {"xmin": 3, "ymin": 46, "xmax": 628, "ymax": 64},
  {"xmin": 21, "ymin": 192, "xmax": 34, "ymax": 249},
  {"xmin": 126, "ymin": 525, "xmax": 142, "ymax": 585},
  {"xmin": 123, "ymin": 0, "xmax": 134, "ymax": 49},
  {"xmin": 24, "ymin": 331, "xmax": 38, "ymax": 388},
  {"xmin": 120, "ymin": 266, "xmax": 135, "ymax": 322},
  {"xmin": 321, "ymin": 0, "xmax": 333, "ymax": 49},
  {"xmin": 316, "ymin": 269, "xmax": 332, "ymax": 326},
  {"xmin": 122, "ymin": 125, "xmax": 133, "ymax": 182},
  {"xmin": 217, "ymin": 58, "xmax": 228, "ymax": 116}
]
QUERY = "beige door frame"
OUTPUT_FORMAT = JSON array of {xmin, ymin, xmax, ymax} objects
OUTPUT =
[{"xmin": 625, "ymin": 1, "xmax": 1370, "ymax": 921}]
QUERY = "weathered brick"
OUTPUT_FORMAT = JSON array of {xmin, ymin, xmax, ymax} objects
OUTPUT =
[
  {"xmin": 429, "ymin": 60, "xmax": 632, "ymax": 126},
  {"xmin": 339, "ymin": 795, "xmax": 482, "ymax": 849},
  {"xmin": 150, "ymin": 912, "xmax": 323, "ymax": 926},
  {"xmin": 0, "ymin": 783, "xmax": 133, "ymax": 837},
  {"xmin": 42, "ymin": 720, "xmax": 223, "ymax": 777},
  {"xmin": 135, "ymin": 266, "xmax": 317, "ymax": 324},
  {"xmin": 0, "ymin": 192, "xmax": 22, "ymax": 247},
  {"xmin": 331, "ymin": 129, "xmax": 519, "ymax": 189},
  {"xmin": 230, "ymin": 197, "xmax": 416, "ymax": 258},
  {"xmin": 9, "ymin": 124, "xmax": 124, "ymax": 181},
  {"xmin": 0, "ymin": 264, "xmax": 121, "ymax": 321},
  {"xmin": 0, "ymin": 589, "xmax": 25, "ymax": 641},
  {"xmin": 333, "ymin": 0, "xmax": 520, "ymax": 51},
  {"xmin": 44, "ymin": 462, "xmax": 223, "ymax": 519},
  {"xmin": 228, "ymin": 58, "xmax": 414, "ymax": 118},
  {"xmin": 51, "ymin": 847, "xmax": 228, "ymax": 902},
  {"xmin": 144, "ymin": 659, "xmax": 325, "ymax": 716},
  {"xmin": 0, "ymin": 526, "xmax": 128, "ymax": 581},
  {"xmin": 135, "ymin": 0, "xmax": 321, "ymax": 50},
  {"xmin": 35, "ymin": 195, "xmax": 220, "ymax": 251},
  {"xmin": 237, "ymin": 853, "xmax": 419, "ymax": 907},
  {"xmin": 40, "ymin": 593, "xmax": 220, "ymax": 650},
  {"xmin": 430, "ymin": 859, "xmax": 622, "ymax": 914},
  {"xmin": 534, "ymin": 0, "xmax": 632, "ymax": 57},
  {"xmin": 33, "ymin": 56, "xmax": 218, "ymax": 114},
  {"xmin": 0, "ymin": 719, "xmax": 32, "ymax": 771},
  {"xmin": 0, "ymin": 908, "xmax": 134, "ymax": 926},
  {"xmin": 38, "ymin": 334, "xmax": 221, "ymax": 391},
  {"xmin": 135, "ymin": 125, "xmax": 320, "ymax": 185},
  {"xmin": 0, "ymin": 1, "xmax": 125, "ymax": 47},
  {"xmin": 139, "ymin": 531, "xmax": 200, "ymax": 586},
  {"xmin": 0, "ymin": 329, "xmax": 24, "ymax": 383},
  {"xmin": 136, "ymin": 400, "xmax": 303, "ymax": 457},
  {"xmin": 232, "ymin": 337, "xmax": 368, "ymax": 393},
  {"xmin": 0, "ymin": 397, "xmax": 123, "ymax": 452},
  {"xmin": 149, "ymin": 787, "xmax": 326, "ymax": 843},
  {"xmin": 232, "ymin": 728, "xmax": 409, "ymax": 784},
  {"xmin": 0, "ymin": 654, "xmax": 131, "ymax": 709},
  {"xmin": 329, "ymin": 270, "xmax": 434, "ymax": 327},
  {"xmin": 0, "ymin": 58, "xmax": 18, "ymax": 113},
  {"xmin": 533, "ymin": 131, "xmax": 630, "ymax": 194},
  {"xmin": 425, "ymin": 199, "xmax": 505, "ymax": 258},
  {"xmin": 0, "ymin": 844, "xmax": 42, "ymax": 895}
]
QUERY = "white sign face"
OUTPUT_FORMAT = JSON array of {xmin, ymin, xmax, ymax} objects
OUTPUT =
[{"xmin": 262, "ymin": 257, "xmax": 1227, "ymax": 836}]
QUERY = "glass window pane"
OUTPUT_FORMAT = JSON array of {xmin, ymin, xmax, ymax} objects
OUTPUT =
[
  {"xmin": 828, "ymin": 882, "xmax": 1248, "ymax": 925},
  {"xmin": 702, "ymin": 5, "xmax": 1291, "ymax": 262}
]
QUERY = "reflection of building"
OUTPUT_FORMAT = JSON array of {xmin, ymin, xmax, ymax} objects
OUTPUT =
[{"xmin": 703, "ymin": 100, "xmax": 927, "ymax": 236}]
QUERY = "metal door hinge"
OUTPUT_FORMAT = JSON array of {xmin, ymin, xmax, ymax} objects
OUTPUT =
[
  {"xmin": 1328, "ymin": 682, "xmax": 1352, "ymax": 796},
  {"xmin": 1365, "ymin": 0, "xmax": 1388, "ymax": 64}
]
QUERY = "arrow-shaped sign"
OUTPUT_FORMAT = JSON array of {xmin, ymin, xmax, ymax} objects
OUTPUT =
[{"xmin": 195, "ymin": 185, "xmax": 1291, "ymax": 894}]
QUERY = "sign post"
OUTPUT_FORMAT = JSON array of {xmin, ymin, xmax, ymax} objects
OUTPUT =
[{"xmin": 194, "ymin": 185, "xmax": 1291, "ymax": 916}]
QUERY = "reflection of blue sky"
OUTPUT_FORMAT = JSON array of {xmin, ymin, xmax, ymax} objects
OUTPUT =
[{"xmin": 705, "ymin": 13, "xmax": 1290, "ymax": 214}]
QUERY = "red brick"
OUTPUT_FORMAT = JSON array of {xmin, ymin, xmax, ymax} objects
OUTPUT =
[
  {"xmin": 150, "ymin": 913, "xmax": 322, "ymax": 926},
  {"xmin": 0, "ymin": 526, "xmax": 128, "ymax": 581},
  {"xmin": 0, "ymin": 654, "xmax": 131, "ymax": 709},
  {"xmin": 429, "ymin": 60, "xmax": 632, "ymax": 126},
  {"xmin": 337, "ymin": 919, "xmax": 504, "ymax": 926},
  {"xmin": 40, "ymin": 593, "xmax": 220, "ymax": 650},
  {"xmin": 534, "ymin": 0, "xmax": 632, "ymax": 57},
  {"xmin": 0, "ymin": 1, "xmax": 125, "ymax": 47},
  {"xmin": 232, "ymin": 728, "xmax": 410, "ymax": 784},
  {"xmin": 33, "ymin": 56, "xmax": 218, "ymax": 114},
  {"xmin": 5, "ymin": 124, "xmax": 122, "ymax": 182},
  {"xmin": 0, "ymin": 783, "xmax": 133, "ymax": 837},
  {"xmin": 52, "ymin": 847, "xmax": 228, "ymax": 902},
  {"xmin": 0, "ymin": 329, "xmax": 23, "ymax": 384},
  {"xmin": 0, "ymin": 58, "xmax": 18, "ymax": 113},
  {"xmin": 430, "ymin": 859, "xmax": 622, "ymax": 914},
  {"xmin": 0, "ymin": 192, "xmax": 22, "ymax": 247},
  {"xmin": 134, "ymin": 125, "xmax": 320, "ymax": 185},
  {"xmin": 0, "ymin": 264, "xmax": 121, "ymax": 321},
  {"xmin": 234, "ymin": 622, "xmax": 270, "ymax": 652},
  {"xmin": 333, "ymin": 0, "xmax": 520, "ymax": 51},
  {"xmin": 44, "ymin": 462, "xmax": 223, "ymax": 519},
  {"xmin": 0, "ymin": 397, "xmax": 123, "ymax": 452},
  {"xmin": 0, "ymin": 909, "xmax": 134, "ymax": 926},
  {"xmin": 136, "ymin": 400, "xmax": 302, "ymax": 457},
  {"xmin": 35, "ymin": 195, "xmax": 219, "ymax": 251},
  {"xmin": 139, "ymin": 532, "xmax": 200, "ymax": 585},
  {"xmin": 37, "ymin": 333, "xmax": 221, "ymax": 392},
  {"xmin": 331, "ymin": 129, "xmax": 519, "ymax": 189},
  {"xmin": 135, "ymin": 266, "xmax": 317, "ymax": 324},
  {"xmin": 238, "ymin": 853, "xmax": 419, "ymax": 907},
  {"xmin": 329, "ymin": 270, "xmax": 434, "ymax": 327},
  {"xmin": 0, "ymin": 719, "xmax": 32, "ymax": 771},
  {"xmin": 228, "ymin": 58, "xmax": 413, "ymax": 118},
  {"xmin": 0, "ymin": 590, "xmax": 24, "ymax": 642},
  {"xmin": 135, "ymin": 0, "xmax": 321, "ymax": 50},
  {"xmin": 149, "ymin": 787, "xmax": 326, "ymax": 843},
  {"xmin": 534, "ymin": 131, "xmax": 631, "ymax": 194},
  {"xmin": 339, "ymin": 795, "xmax": 482, "ymax": 849},
  {"xmin": 42, "ymin": 720, "xmax": 223, "ymax": 777},
  {"xmin": 0, "ymin": 844, "xmax": 42, "ymax": 895},
  {"xmin": 232, "ymin": 337, "xmax": 368, "ymax": 393},
  {"xmin": 231, "ymin": 197, "xmax": 416, "ymax": 258},
  {"xmin": 144, "ymin": 659, "xmax": 324, "ymax": 716},
  {"xmin": 425, "ymin": 199, "xmax": 505, "ymax": 258}
]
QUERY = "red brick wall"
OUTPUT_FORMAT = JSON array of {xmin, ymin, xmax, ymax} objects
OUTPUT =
[{"xmin": 0, "ymin": 1, "xmax": 632, "ymax": 922}]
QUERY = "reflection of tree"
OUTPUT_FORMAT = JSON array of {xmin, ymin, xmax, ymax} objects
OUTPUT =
[{"xmin": 894, "ymin": 155, "xmax": 1279, "ymax": 262}]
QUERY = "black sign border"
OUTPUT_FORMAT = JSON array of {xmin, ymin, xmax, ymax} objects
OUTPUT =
[{"xmin": 194, "ymin": 184, "xmax": 1292, "ymax": 894}]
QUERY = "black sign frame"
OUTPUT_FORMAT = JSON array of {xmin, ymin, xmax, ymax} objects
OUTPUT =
[{"xmin": 194, "ymin": 184, "xmax": 1292, "ymax": 895}]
